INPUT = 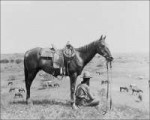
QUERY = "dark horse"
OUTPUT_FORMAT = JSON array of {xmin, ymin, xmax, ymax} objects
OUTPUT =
[{"xmin": 24, "ymin": 35, "xmax": 113, "ymax": 107}]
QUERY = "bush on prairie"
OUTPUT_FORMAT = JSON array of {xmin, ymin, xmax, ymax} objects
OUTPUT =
[
  {"xmin": 0, "ymin": 59, "xmax": 9, "ymax": 64},
  {"xmin": 15, "ymin": 59, "xmax": 23, "ymax": 64},
  {"xmin": 10, "ymin": 59, "xmax": 14, "ymax": 63}
]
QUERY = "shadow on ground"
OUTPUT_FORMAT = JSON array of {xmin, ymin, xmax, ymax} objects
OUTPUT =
[{"xmin": 9, "ymin": 99, "xmax": 71, "ymax": 107}]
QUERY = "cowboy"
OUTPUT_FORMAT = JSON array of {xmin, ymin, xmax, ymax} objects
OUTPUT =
[{"xmin": 74, "ymin": 71, "xmax": 99, "ymax": 108}]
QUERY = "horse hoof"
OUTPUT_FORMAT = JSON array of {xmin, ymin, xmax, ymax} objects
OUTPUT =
[
  {"xmin": 26, "ymin": 99, "xmax": 33, "ymax": 105},
  {"xmin": 70, "ymin": 100, "xmax": 74, "ymax": 105},
  {"xmin": 72, "ymin": 103, "xmax": 79, "ymax": 110}
]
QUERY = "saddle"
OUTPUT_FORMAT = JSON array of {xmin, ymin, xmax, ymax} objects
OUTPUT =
[
  {"xmin": 40, "ymin": 47, "xmax": 65, "ymax": 75},
  {"xmin": 63, "ymin": 41, "xmax": 76, "ymax": 60},
  {"xmin": 40, "ymin": 42, "xmax": 76, "ymax": 76}
]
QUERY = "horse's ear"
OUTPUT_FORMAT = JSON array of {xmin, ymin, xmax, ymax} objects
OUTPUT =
[
  {"xmin": 103, "ymin": 35, "xmax": 106, "ymax": 40},
  {"xmin": 100, "ymin": 35, "xmax": 103, "ymax": 40}
]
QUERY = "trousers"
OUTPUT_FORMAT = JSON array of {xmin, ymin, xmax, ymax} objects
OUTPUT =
[{"xmin": 76, "ymin": 97, "xmax": 99, "ymax": 107}]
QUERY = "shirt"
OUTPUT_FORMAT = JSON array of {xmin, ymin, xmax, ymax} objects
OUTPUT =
[{"xmin": 75, "ymin": 83, "xmax": 94, "ymax": 101}]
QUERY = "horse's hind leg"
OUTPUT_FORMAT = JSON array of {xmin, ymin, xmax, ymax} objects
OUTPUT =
[{"xmin": 25, "ymin": 70, "xmax": 38, "ymax": 104}]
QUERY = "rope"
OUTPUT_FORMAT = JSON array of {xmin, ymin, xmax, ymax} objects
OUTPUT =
[
  {"xmin": 106, "ymin": 61, "xmax": 112, "ymax": 110},
  {"xmin": 109, "ymin": 62, "xmax": 112, "ymax": 110},
  {"xmin": 97, "ymin": 61, "xmax": 113, "ymax": 115},
  {"xmin": 106, "ymin": 62, "xmax": 109, "ymax": 99}
]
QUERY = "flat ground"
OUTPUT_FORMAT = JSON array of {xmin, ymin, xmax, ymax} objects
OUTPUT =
[{"xmin": 1, "ymin": 52, "xmax": 149, "ymax": 119}]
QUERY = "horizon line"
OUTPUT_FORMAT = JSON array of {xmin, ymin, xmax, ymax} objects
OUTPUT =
[{"xmin": 1, "ymin": 51, "xmax": 149, "ymax": 55}]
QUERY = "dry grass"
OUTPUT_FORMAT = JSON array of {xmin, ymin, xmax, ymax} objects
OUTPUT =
[{"xmin": 1, "ymin": 53, "xmax": 149, "ymax": 119}]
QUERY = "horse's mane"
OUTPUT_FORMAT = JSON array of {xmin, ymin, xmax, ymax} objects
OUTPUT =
[{"xmin": 76, "ymin": 40, "xmax": 98, "ymax": 53}]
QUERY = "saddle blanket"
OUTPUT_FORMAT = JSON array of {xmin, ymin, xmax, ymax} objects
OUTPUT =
[
  {"xmin": 41, "ymin": 48, "xmax": 64, "ymax": 69},
  {"xmin": 53, "ymin": 50, "xmax": 64, "ymax": 68}
]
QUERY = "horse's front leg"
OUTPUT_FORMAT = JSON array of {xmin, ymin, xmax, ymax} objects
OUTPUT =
[{"xmin": 69, "ymin": 72, "xmax": 77, "ymax": 106}]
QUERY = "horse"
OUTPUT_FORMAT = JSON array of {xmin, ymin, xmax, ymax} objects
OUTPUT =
[
  {"xmin": 129, "ymin": 84, "xmax": 137, "ymax": 92},
  {"xmin": 96, "ymin": 71, "xmax": 101, "ymax": 75},
  {"xmin": 19, "ymin": 88, "xmax": 25, "ymax": 93},
  {"xmin": 138, "ymin": 94, "xmax": 142, "ymax": 101},
  {"xmin": 14, "ymin": 92, "xmax": 23, "ymax": 98},
  {"xmin": 24, "ymin": 35, "xmax": 113, "ymax": 108},
  {"xmin": 132, "ymin": 88, "xmax": 143, "ymax": 95},
  {"xmin": 120, "ymin": 87, "xmax": 129, "ymax": 92},
  {"xmin": 129, "ymin": 84, "xmax": 137, "ymax": 89},
  {"xmin": 9, "ymin": 87, "xmax": 25, "ymax": 93},
  {"xmin": 101, "ymin": 80, "xmax": 109, "ymax": 85},
  {"xmin": 9, "ymin": 87, "xmax": 16, "ymax": 92},
  {"xmin": 54, "ymin": 83, "xmax": 60, "ymax": 87},
  {"xmin": 8, "ymin": 81, "xmax": 13, "ymax": 86},
  {"xmin": 41, "ymin": 81, "xmax": 53, "ymax": 88}
]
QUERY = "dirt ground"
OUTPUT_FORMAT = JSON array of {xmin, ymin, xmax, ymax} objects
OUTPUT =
[{"xmin": 1, "ymin": 52, "xmax": 149, "ymax": 119}]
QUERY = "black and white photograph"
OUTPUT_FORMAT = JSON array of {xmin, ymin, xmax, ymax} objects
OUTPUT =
[{"xmin": 1, "ymin": 1, "xmax": 149, "ymax": 119}]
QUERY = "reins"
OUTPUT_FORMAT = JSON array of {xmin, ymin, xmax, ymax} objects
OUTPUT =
[
  {"xmin": 106, "ymin": 61, "xmax": 112, "ymax": 110},
  {"xmin": 96, "ymin": 60, "xmax": 113, "ymax": 115}
]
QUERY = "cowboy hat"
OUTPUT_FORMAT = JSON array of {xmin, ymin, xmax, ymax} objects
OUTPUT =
[{"xmin": 81, "ymin": 71, "xmax": 92, "ymax": 78}]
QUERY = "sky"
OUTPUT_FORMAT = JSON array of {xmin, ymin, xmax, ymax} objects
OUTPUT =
[{"xmin": 1, "ymin": 1, "xmax": 149, "ymax": 54}]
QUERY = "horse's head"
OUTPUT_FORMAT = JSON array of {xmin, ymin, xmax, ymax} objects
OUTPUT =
[{"xmin": 96, "ymin": 35, "xmax": 113, "ymax": 62}]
